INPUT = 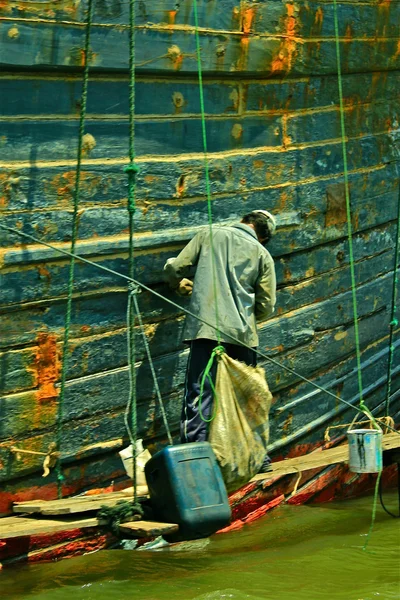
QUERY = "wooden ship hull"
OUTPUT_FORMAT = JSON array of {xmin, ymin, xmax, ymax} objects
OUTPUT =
[{"xmin": 0, "ymin": 0, "xmax": 399, "ymax": 564}]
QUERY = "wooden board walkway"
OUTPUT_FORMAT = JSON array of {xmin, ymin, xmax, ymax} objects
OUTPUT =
[
  {"xmin": 1, "ymin": 433, "xmax": 399, "ymax": 543},
  {"xmin": 12, "ymin": 486, "xmax": 149, "ymax": 516},
  {"xmin": 0, "ymin": 515, "xmax": 178, "ymax": 540},
  {"xmin": 251, "ymin": 432, "xmax": 400, "ymax": 482},
  {"xmin": 119, "ymin": 521, "xmax": 179, "ymax": 538},
  {"xmin": 0, "ymin": 515, "xmax": 100, "ymax": 540}
]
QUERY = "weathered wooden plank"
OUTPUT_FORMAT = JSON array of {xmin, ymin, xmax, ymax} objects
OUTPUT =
[
  {"xmin": 1, "ymin": 184, "xmax": 397, "ymax": 265},
  {"xmin": 251, "ymin": 1, "xmax": 400, "ymax": 39},
  {"xmin": 0, "ymin": 450, "xmax": 131, "ymax": 516},
  {"xmin": 0, "ymin": 189, "xmax": 397, "ymax": 271},
  {"xmin": 119, "ymin": 520, "xmax": 179, "ymax": 537},
  {"xmin": 1, "ymin": 19, "xmax": 399, "ymax": 75},
  {"xmin": 13, "ymin": 488, "xmax": 148, "ymax": 514},
  {"xmin": 3, "ymin": 0, "xmax": 400, "ymax": 42},
  {"xmin": 286, "ymin": 101, "xmax": 399, "ymax": 145},
  {"xmin": 271, "ymin": 362, "xmax": 400, "ymax": 448},
  {"xmin": 0, "ymin": 76, "xmax": 242, "ymax": 117},
  {"xmin": 0, "ymin": 401, "xmax": 179, "ymax": 481},
  {"xmin": 0, "ymin": 515, "xmax": 100, "ymax": 540},
  {"xmin": 244, "ymin": 71, "xmax": 400, "ymax": 114},
  {"xmin": 1, "ymin": 134, "xmax": 397, "ymax": 214},
  {"xmin": 1, "ymin": 193, "xmax": 398, "ymax": 308},
  {"xmin": 0, "ymin": 348, "xmax": 36, "ymax": 394},
  {"xmin": 0, "ymin": 0, "xmax": 240, "ymax": 29},
  {"xmin": 0, "ymin": 100, "xmax": 397, "ymax": 163},
  {"xmin": 0, "ymin": 115, "xmax": 285, "ymax": 162},
  {"xmin": 1, "ymin": 71, "xmax": 399, "ymax": 121},
  {"xmin": 252, "ymin": 433, "xmax": 400, "ymax": 482}
]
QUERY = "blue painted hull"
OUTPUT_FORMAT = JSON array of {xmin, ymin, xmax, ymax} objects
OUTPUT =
[{"xmin": 0, "ymin": 0, "xmax": 399, "ymax": 516}]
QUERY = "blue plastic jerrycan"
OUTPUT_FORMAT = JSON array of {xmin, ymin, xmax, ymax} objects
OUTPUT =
[{"xmin": 144, "ymin": 442, "xmax": 231, "ymax": 540}]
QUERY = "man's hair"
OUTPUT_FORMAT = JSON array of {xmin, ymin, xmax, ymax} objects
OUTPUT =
[{"xmin": 242, "ymin": 212, "xmax": 273, "ymax": 244}]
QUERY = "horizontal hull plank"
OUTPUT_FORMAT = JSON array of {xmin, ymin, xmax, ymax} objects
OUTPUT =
[
  {"xmin": 1, "ymin": 14, "xmax": 400, "ymax": 75},
  {"xmin": 1, "ymin": 71, "xmax": 399, "ymax": 119},
  {"xmin": 0, "ymin": 103, "xmax": 398, "ymax": 161},
  {"xmin": 2, "ymin": 0, "xmax": 400, "ymax": 41}
]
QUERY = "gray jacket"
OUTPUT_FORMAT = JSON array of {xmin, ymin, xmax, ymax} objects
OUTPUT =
[{"xmin": 163, "ymin": 223, "xmax": 276, "ymax": 347}]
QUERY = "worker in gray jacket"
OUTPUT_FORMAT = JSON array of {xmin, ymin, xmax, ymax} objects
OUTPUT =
[{"xmin": 164, "ymin": 210, "xmax": 276, "ymax": 463}]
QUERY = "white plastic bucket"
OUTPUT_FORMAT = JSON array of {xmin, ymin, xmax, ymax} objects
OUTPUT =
[{"xmin": 347, "ymin": 429, "xmax": 383, "ymax": 473}]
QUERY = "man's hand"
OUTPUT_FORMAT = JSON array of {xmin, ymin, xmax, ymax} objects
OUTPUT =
[{"xmin": 176, "ymin": 278, "xmax": 193, "ymax": 297}]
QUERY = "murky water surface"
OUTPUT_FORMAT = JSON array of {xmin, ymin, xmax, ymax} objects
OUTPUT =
[{"xmin": 2, "ymin": 493, "xmax": 399, "ymax": 600}]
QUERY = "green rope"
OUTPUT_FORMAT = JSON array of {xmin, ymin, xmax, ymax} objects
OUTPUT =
[
  {"xmin": 384, "ymin": 178, "xmax": 400, "ymax": 415},
  {"xmin": 193, "ymin": 0, "xmax": 221, "ymax": 344},
  {"xmin": 2, "ymin": 223, "xmax": 400, "ymax": 436},
  {"xmin": 55, "ymin": 0, "xmax": 94, "ymax": 497},
  {"xmin": 97, "ymin": 500, "xmax": 143, "ymax": 537},
  {"xmin": 125, "ymin": 0, "xmax": 140, "ymax": 504},
  {"xmin": 333, "ymin": 1, "xmax": 387, "ymax": 548},
  {"xmin": 131, "ymin": 286, "xmax": 174, "ymax": 445},
  {"xmin": 362, "ymin": 470, "xmax": 382, "ymax": 552},
  {"xmin": 332, "ymin": 0, "xmax": 365, "ymax": 410},
  {"xmin": 198, "ymin": 345, "xmax": 225, "ymax": 423}
]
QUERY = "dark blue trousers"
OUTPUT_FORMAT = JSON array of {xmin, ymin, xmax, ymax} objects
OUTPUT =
[{"xmin": 180, "ymin": 338, "xmax": 257, "ymax": 443}]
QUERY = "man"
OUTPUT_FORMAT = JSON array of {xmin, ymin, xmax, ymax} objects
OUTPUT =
[{"xmin": 164, "ymin": 210, "xmax": 277, "ymax": 462}]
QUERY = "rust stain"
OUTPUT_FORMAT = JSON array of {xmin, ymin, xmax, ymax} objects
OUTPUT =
[
  {"xmin": 68, "ymin": 47, "xmax": 97, "ymax": 67},
  {"xmin": 282, "ymin": 413, "xmax": 293, "ymax": 434},
  {"xmin": 176, "ymin": 174, "xmax": 185, "ymax": 197},
  {"xmin": 341, "ymin": 24, "xmax": 353, "ymax": 71},
  {"xmin": 172, "ymin": 91, "xmax": 185, "ymax": 114},
  {"xmin": 1, "ymin": 0, "xmax": 79, "ymax": 18},
  {"xmin": 34, "ymin": 333, "xmax": 60, "ymax": 403},
  {"xmin": 7, "ymin": 26, "xmax": 19, "ymax": 39},
  {"xmin": 167, "ymin": 10, "xmax": 177, "ymax": 25},
  {"xmin": 279, "ymin": 190, "xmax": 289, "ymax": 209},
  {"xmin": 48, "ymin": 170, "xmax": 102, "ymax": 202},
  {"xmin": 168, "ymin": 45, "xmax": 183, "ymax": 70},
  {"xmin": 241, "ymin": 6, "xmax": 255, "ymax": 35},
  {"xmin": 37, "ymin": 264, "xmax": 51, "ymax": 280},
  {"xmin": 314, "ymin": 6, "xmax": 323, "ymax": 29},
  {"xmin": 231, "ymin": 123, "xmax": 243, "ymax": 140},
  {"xmin": 253, "ymin": 160, "xmax": 264, "ymax": 169},
  {"xmin": 0, "ymin": 173, "xmax": 11, "ymax": 208},
  {"xmin": 81, "ymin": 133, "xmax": 96, "ymax": 157},
  {"xmin": 236, "ymin": 4, "xmax": 256, "ymax": 71},
  {"xmin": 271, "ymin": 3, "xmax": 299, "ymax": 75},
  {"xmin": 228, "ymin": 89, "xmax": 240, "ymax": 112},
  {"xmin": 325, "ymin": 183, "xmax": 348, "ymax": 227},
  {"xmin": 305, "ymin": 267, "xmax": 315, "ymax": 278},
  {"xmin": 281, "ymin": 114, "xmax": 292, "ymax": 148},
  {"xmin": 271, "ymin": 344, "xmax": 285, "ymax": 353}
]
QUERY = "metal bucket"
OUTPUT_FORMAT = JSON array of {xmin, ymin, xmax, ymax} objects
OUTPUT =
[{"xmin": 347, "ymin": 429, "xmax": 383, "ymax": 473}]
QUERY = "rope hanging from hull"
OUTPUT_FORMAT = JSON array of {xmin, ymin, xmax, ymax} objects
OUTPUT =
[
  {"xmin": 193, "ymin": 0, "xmax": 221, "ymax": 345},
  {"xmin": 125, "ymin": 0, "xmax": 140, "ymax": 505},
  {"xmin": 385, "ymin": 178, "xmax": 400, "ymax": 416},
  {"xmin": 55, "ymin": 0, "xmax": 94, "ymax": 498}
]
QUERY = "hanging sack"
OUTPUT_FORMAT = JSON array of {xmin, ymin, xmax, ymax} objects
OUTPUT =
[{"xmin": 209, "ymin": 353, "xmax": 272, "ymax": 493}]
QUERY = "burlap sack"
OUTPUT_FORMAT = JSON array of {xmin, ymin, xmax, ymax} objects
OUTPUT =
[{"xmin": 209, "ymin": 353, "xmax": 272, "ymax": 492}]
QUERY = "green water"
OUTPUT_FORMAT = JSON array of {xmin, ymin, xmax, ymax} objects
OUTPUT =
[{"xmin": 2, "ymin": 493, "xmax": 399, "ymax": 600}]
